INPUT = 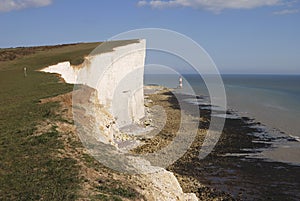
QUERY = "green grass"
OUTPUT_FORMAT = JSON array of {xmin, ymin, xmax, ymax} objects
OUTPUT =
[
  {"xmin": 96, "ymin": 184, "xmax": 137, "ymax": 200},
  {"xmin": 0, "ymin": 41, "xmax": 143, "ymax": 201},
  {"xmin": 0, "ymin": 42, "xmax": 99, "ymax": 200}
]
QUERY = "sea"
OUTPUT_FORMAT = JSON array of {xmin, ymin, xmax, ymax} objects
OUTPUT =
[{"xmin": 144, "ymin": 74, "xmax": 300, "ymax": 165}]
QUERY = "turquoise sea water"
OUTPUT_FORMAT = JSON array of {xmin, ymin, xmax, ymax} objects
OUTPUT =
[{"xmin": 144, "ymin": 74, "xmax": 300, "ymax": 164}]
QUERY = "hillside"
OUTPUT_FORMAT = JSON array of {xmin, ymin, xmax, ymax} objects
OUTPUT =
[{"xmin": 0, "ymin": 42, "xmax": 144, "ymax": 200}]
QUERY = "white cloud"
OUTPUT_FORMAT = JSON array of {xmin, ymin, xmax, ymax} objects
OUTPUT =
[
  {"xmin": 0, "ymin": 0, "xmax": 52, "ymax": 12},
  {"xmin": 137, "ymin": 0, "xmax": 148, "ymax": 6},
  {"xmin": 137, "ymin": 0, "xmax": 284, "ymax": 12},
  {"xmin": 273, "ymin": 8, "xmax": 299, "ymax": 14}
]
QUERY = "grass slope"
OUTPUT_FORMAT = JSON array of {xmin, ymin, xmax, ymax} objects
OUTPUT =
[{"xmin": 0, "ymin": 42, "xmax": 140, "ymax": 200}]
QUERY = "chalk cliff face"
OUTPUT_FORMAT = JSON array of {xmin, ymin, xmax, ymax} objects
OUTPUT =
[
  {"xmin": 41, "ymin": 40, "xmax": 146, "ymax": 128},
  {"xmin": 41, "ymin": 40, "xmax": 198, "ymax": 200}
]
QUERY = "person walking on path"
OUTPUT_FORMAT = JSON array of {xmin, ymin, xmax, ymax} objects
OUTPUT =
[{"xmin": 24, "ymin": 67, "xmax": 27, "ymax": 77}]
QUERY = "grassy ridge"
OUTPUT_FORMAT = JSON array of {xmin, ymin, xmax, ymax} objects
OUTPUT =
[{"xmin": 0, "ymin": 43, "xmax": 99, "ymax": 200}]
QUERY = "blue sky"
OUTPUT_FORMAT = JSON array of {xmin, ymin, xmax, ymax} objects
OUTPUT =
[{"xmin": 0, "ymin": 0, "xmax": 299, "ymax": 74}]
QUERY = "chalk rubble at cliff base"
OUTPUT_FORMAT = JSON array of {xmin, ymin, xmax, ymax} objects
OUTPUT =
[{"xmin": 40, "ymin": 40, "xmax": 198, "ymax": 200}]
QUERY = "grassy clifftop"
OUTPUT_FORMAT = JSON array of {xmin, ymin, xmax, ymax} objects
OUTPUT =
[{"xmin": 0, "ymin": 42, "xmax": 142, "ymax": 200}]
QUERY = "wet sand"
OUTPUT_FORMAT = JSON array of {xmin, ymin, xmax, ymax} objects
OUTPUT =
[{"xmin": 134, "ymin": 87, "xmax": 300, "ymax": 200}]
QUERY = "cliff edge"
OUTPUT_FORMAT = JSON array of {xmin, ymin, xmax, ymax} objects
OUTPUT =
[{"xmin": 40, "ymin": 39, "xmax": 198, "ymax": 201}]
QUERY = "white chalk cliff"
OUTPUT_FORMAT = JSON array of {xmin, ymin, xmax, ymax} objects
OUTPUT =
[
  {"xmin": 41, "ymin": 40, "xmax": 198, "ymax": 201},
  {"xmin": 41, "ymin": 40, "xmax": 145, "ymax": 128}
]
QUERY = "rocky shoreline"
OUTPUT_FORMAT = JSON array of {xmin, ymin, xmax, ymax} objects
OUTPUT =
[
  {"xmin": 136, "ymin": 86, "xmax": 300, "ymax": 200},
  {"xmin": 133, "ymin": 86, "xmax": 235, "ymax": 200},
  {"xmin": 41, "ymin": 85, "xmax": 300, "ymax": 200},
  {"xmin": 69, "ymin": 85, "xmax": 199, "ymax": 200}
]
